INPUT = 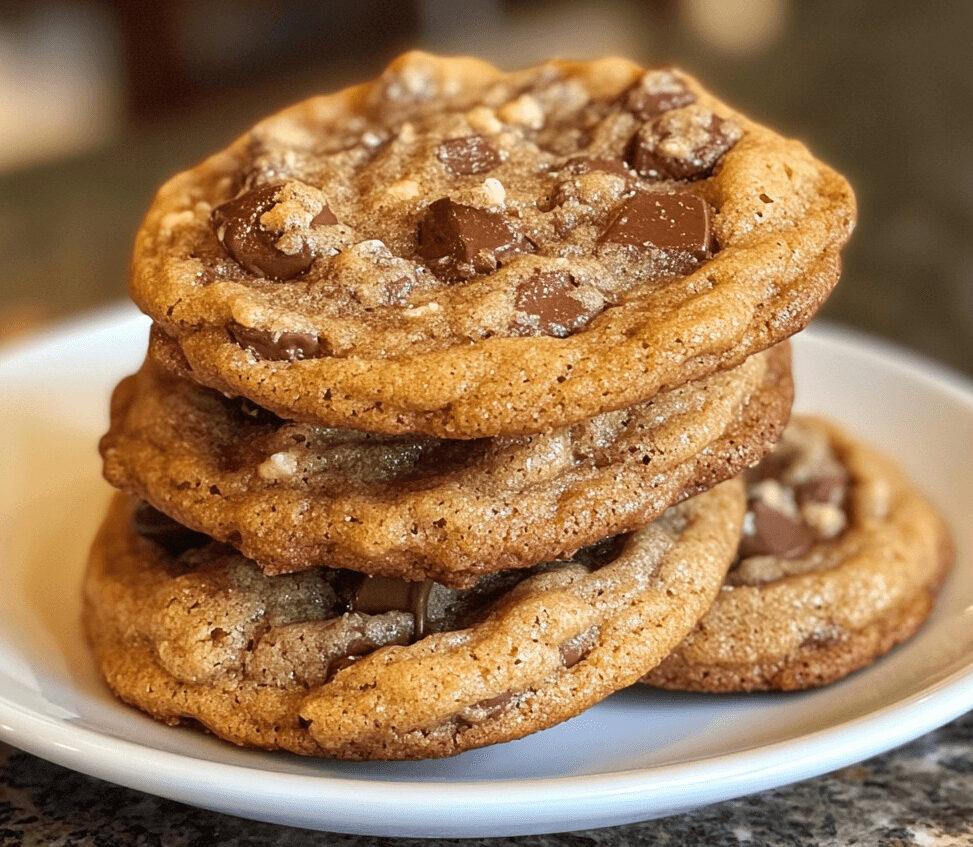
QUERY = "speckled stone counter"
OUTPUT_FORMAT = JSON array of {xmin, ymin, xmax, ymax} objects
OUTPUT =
[{"xmin": 1, "ymin": 711, "xmax": 970, "ymax": 845}]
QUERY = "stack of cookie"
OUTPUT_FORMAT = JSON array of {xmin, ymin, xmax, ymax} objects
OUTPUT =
[{"xmin": 86, "ymin": 53, "xmax": 944, "ymax": 760}]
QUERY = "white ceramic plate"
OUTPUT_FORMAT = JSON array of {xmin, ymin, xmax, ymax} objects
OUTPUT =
[{"xmin": 0, "ymin": 304, "xmax": 971, "ymax": 838}]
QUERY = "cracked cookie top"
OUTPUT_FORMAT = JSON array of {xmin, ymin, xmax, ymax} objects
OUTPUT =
[{"xmin": 133, "ymin": 52, "xmax": 854, "ymax": 436}]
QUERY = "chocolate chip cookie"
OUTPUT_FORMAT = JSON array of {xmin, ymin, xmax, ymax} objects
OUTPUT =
[
  {"xmin": 132, "ymin": 52, "xmax": 854, "ymax": 436},
  {"xmin": 100, "ymin": 342, "xmax": 791, "ymax": 586},
  {"xmin": 641, "ymin": 417, "xmax": 953, "ymax": 692},
  {"xmin": 84, "ymin": 479, "xmax": 744, "ymax": 759}
]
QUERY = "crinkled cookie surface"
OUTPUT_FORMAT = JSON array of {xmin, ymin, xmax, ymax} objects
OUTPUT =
[
  {"xmin": 133, "ymin": 52, "xmax": 854, "ymax": 436},
  {"xmin": 101, "ymin": 341, "xmax": 790, "ymax": 585},
  {"xmin": 84, "ymin": 482, "xmax": 743, "ymax": 759},
  {"xmin": 642, "ymin": 417, "xmax": 953, "ymax": 691}
]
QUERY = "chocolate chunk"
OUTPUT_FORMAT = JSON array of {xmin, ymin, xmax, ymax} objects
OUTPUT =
[
  {"xmin": 558, "ymin": 625, "xmax": 600, "ymax": 668},
  {"xmin": 745, "ymin": 447, "xmax": 797, "ymax": 484},
  {"xmin": 351, "ymin": 575, "xmax": 434, "ymax": 640},
  {"xmin": 559, "ymin": 640, "xmax": 586, "ymax": 668},
  {"xmin": 326, "ymin": 654, "xmax": 359, "ymax": 679},
  {"xmin": 211, "ymin": 183, "xmax": 331, "ymax": 280},
  {"xmin": 600, "ymin": 192, "xmax": 713, "ymax": 258},
  {"xmin": 310, "ymin": 205, "xmax": 338, "ymax": 226},
  {"xmin": 229, "ymin": 322, "xmax": 325, "ymax": 362},
  {"xmin": 627, "ymin": 111, "xmax": 740, "ymax": 181},
  {"xmin": 561, "ymin": 157, "xmax": 631, "ymax": 178},
  {"xmin": 417, "ymin": 197, "xmax": 534, "ymax": 279},
  {"xmin": 325, "ymin": 627, "xmax": 392, "ymax": 680},
  {"xmin": 472, "ymin": 691, "xmax": 514, "ymax": 713},
  {"xmin": 437, "ymin": 135, "xmax": 501, "ymax": 175},
  {"xmin": 620, "ymin": 69, "xmax": 696, "ymax": 119},
  {"xmin": 739, "ymin": 501, "xmax": 815, "ymax": 559},
  {"xmin": 455, "ymin": 690, "xmax": 515, "ymax": 728},
  {"xmin": 514, "ymin": 271, "xmax": 592, "ymax": 337},
  {"xmin": 796, "ymin": 470, "xmax": 849, "ymax": 507},
  {"xmin": 132, "ymin": 502, "xmax": 208, "ymax": 556}
]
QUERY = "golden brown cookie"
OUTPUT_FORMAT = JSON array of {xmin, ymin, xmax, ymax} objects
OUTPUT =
[
  {"xmin": 84, "ymin": 482, "xmax": 743, "ymax": 759},
  {"xmin": 99, "ymin": 342, "xmax": 791, "ymax": 586},
  {"xmin": 132, "ymin": 52, "xmax": 854, "ymax": 437},
  {"xmin": 641, "ymin": 416, "xmax": 953, "ymax": 692}
]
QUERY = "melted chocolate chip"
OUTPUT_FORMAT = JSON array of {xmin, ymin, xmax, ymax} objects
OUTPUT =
[
  {"xmin": 620, "ymin": 69, "xmax": 696, "ymax": 119},
  {"xmin": 796, "ymin": 471, "xmax": 849, "ymax": 507},
  {"xmin": 351, "ymin": 575, "xmax": 434, "ymax": 640},
  {"xmin": 600, "ymin": 192, "xmax": 713, "ymax": 258},
  {"xmin": 561, "ymin": 157, "xmax": 631, "ymax": 178},
  {"xmin": 229, "ymin": 322, "xmax": 325, "ymax": 362},
  {"xmin": 559, "ymin": 643, "xmax": 584, "ymax": 668},
  {"xmin": 470, "ymin": 691, "xmax": 514, "ymax": 713},
  {"xmin": 417, "ymin": 198, "xmax": 534, "ymax": 279},
  {"xmin": 558, "ymin": 640, "xmax": 585, "ymax": 668},
  {"xmin": 514, "ymin": 271, "xmax": 592, "ymax": 337},
  {"xmin": 739, "ymin": 501, "xmax": 815, "ymax": 559},
  {"xmin": 436, "ymin": 135, "xmax": 501, "ymax": 175},
  {"xmin": 211, "ymin": 183, "xmax": 332, "ymax": 280},
  {"xmin": 627, "ymin": 113, "xmax": 739, "ymax": 181},
  {"xmin": 132, "ymin": 502, "xmax": 209, "ymax": 556},
  {"xmin": 455, "ymin": 690, "xmax": 515, "ymax": 728},
  {"xmin": 558, "ymin": 625, "xmax": 600, "ymax": 668}
]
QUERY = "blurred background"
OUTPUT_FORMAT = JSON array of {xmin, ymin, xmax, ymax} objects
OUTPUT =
[{"xmin": 0, "ymin": 0, "xmax": 970, "ymax": 373}]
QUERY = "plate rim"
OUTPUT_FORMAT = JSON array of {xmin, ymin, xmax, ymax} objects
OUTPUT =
[{"xmin": 1, "ymin": 307, "xmax": 971, "ymax": 836}]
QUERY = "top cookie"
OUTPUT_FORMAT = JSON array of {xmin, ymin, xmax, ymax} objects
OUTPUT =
[{"xmin": 133, "ymin": 52, "xmax": 855, "ymax": 437}]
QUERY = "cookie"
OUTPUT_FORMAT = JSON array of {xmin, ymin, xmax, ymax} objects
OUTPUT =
[
  {"xmin": 84, "ymin": 480, "xmax": 744, "ymax": 759},
  {"xmin": 100, "ymin": 340, "xmax": 791, "ymax": 586},
  {"xmin": 641, "ymin": 416, "xmax": 954, "ymax": 692},
  {"xmin": 132, "ymin": 52, "xmax": 854, "ymax": 436}
]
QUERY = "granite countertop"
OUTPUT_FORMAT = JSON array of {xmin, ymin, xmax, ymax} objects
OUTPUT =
[{"xmin": 1, "ymin": 712, "xmax": 970, "ymax": 844}]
